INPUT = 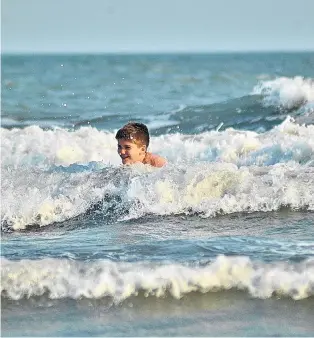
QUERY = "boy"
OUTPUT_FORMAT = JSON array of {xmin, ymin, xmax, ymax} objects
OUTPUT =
[{"xmin": 115, "ymin": 122, "xmax": 166, "ymax": 167}]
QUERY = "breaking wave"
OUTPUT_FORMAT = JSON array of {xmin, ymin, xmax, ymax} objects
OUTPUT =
[{"xmin": 2, "ymin": 256, "xmax": 314, "ymax": 302}]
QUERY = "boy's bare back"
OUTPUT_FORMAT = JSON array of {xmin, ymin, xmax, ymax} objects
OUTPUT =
[{"xmin": 143, "ymin": 152, "xmax": 167, "ymax": 168}]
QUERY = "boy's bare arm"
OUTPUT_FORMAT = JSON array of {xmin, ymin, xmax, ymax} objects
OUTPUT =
[
  {"xmin": 144, "ymin": 153, "xmax": 167, "ymax": 167},
  {"xmin": 153, "ymin": 155, "xmax": 167, "ymax": 168}
]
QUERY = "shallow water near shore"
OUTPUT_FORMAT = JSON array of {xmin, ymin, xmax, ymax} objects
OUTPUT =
[{"xmin": 2, "ymin": 52, "xmax": 314, "ymax": 336}]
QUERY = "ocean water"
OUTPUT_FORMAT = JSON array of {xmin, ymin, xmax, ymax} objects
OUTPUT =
[{"xmin": 1, "ymin": 52, "xmax": 314, "ymax": 337}]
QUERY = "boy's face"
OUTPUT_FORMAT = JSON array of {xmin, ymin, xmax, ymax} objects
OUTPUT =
[{"xmin": 117, "ymin": 139, "xmax": 146, "ymax": 164}]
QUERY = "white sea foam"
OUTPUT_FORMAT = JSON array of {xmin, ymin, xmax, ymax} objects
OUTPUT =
[
  {"xmin": 1, "ymin": 168, "xmax": 107, "ymax": 229},
  {"xmin": 252, "ymin": 76, "xmax": 314, "ymax": 110},
  {"xmin": 2, "ymin": 117, "xmax": 314, "ymax": 169},
  {"xmin": 2, "ymin": 118, "xmax": 314, "ymax": 229},
  {"xmin": 1, "ymin": 126, "xmax": 120, "ymax": 168},
  {"xmin": 2, "ymin": 159, "xmax": 314, "ymax": 230},
  {"xmin": 1, "ymin": 256, "xmax": 314, "ymax": 301}
]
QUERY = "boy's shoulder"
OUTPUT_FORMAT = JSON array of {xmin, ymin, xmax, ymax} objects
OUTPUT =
[{"xmin": 144, "ymin": 152, "xmax": 167, "ymax": 168}]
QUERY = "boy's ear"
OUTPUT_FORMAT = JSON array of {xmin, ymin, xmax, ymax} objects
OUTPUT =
[{"xmin": 141, "ymin": 144, "xmax": 147, "ymax": 152}]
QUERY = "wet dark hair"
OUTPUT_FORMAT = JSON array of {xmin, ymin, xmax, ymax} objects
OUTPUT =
[{"xmin": 115, "ymin": 122, "xmax": 150, "ymax": 147}]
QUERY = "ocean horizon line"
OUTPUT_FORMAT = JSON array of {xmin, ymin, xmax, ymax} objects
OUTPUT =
[{"xmin": 2, "ymin": 49, "xmax": 314, "ymax": 57}]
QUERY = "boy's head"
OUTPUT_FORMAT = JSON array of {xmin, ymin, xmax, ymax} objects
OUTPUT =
[
  {"xmin": 115, "ymin": 122, "xmax": 150, "ymax": 164},
  {"xmin": 115, "ymin": 122, "xmax": 150, "ymax": 148}
]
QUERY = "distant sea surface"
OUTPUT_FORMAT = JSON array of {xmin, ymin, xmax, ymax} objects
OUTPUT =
[{"xmin": 1, "ymin": 52, "xmax": 314, "ymax": 337}]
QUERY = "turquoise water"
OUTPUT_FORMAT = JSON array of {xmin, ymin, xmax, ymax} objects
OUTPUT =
[{"xmin": 1, "ymin": 53, "xmax": 314, "ymax": 336}]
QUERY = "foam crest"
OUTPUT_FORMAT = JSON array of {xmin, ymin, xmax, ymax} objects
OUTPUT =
[
  {"xmin": 2, "ymin": 118, "xmax": 314, "ymax": 169},
  {"xmin": 123, "ymin": 162, "xmax": 314, "ymax": 220},
  {"xmin": 1, "ymin": 168, "xmax": 116, "ymax": 230},
  {"xmin": 2, "ymin": 151, "xmax": 314, "ymax": 230},
  {"xmin": 8, "ymin": 163, "xmax": 314, "ymax": 229},
  {"xmin": 2, "ymin": 256, "xmax": 314, "ymax": 301},
  {"xmin": 252, "ymin": 76, "xmax": 314, "ymax": 110},
  {"xmin": 2, "ymin": 119, "xmax": 314, "ymax": 230},
  {"xmin": 1, "ymin": 126, "xmax": 120, "ymax": 168}
]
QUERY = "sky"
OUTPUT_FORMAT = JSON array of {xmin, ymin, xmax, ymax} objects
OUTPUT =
[{"xmin": 2, "ymin": 0, "xmax": 314, "ymax": 54}]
